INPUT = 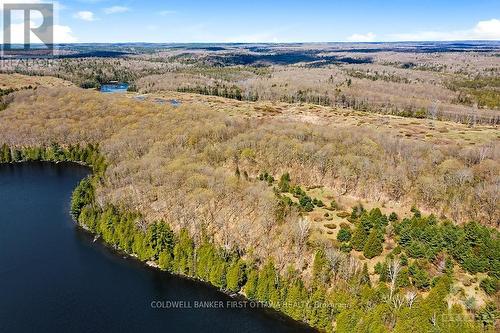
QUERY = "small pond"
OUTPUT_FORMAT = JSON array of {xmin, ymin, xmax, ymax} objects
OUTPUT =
[{"xmin": 100, "ymin": 83, "xmax": 129, "ymax": 93}]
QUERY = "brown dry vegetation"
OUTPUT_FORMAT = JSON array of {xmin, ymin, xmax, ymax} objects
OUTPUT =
[
  {"xmin": 0, "ymin": 73, "xmax": 73, "ymax": 90},
  {"xmin": 2, "ymin": 44, "xmax": 498, "ymax": 125},
  {"xmin": 134, "ymin": 47, "xmax": 499, "ymax": 124},
  {"xmin": 0, "ymin": 79, "xmax": 498, "ymax": 276}
]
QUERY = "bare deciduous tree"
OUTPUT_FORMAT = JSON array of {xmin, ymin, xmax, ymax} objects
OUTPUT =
[
  {"xmin": 405, "ymin": 290, "xmax": 417, "ymax": 308},
  {"xmin": 388, "ymin": 259, "xmax": 401, "ymax": 301},
  {"xmin": 295, "ymin": 217, "xmax": 311, "ymax": 249}
]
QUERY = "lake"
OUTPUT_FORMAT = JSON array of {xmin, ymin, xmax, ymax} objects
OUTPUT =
[
  {"xmin": 100, "ymin": 83, "xmax": 129, "ymax": 93},
  {"xmin": 0, "ymin": 162, "xmax": 313, "ymax": 333}
]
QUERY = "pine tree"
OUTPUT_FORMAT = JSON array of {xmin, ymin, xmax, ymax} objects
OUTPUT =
[
  {"xmin": 351, "ymin": 225, "xmax": 369, "ymax": 251},
  {"xmin": 70, "ymin": 177, "xmax": 95, "ymax": 220},
  {"xmin": 312, "ymin": 249, "xmax": 330, "ymax": 284},
  {"xmin": 158, "ymin": 250, "xmax": 173, "ymax": 271},
  {"xmin": 389, "ymin": 212, "xmax": 399, "ymax": 222},
  {"xmin": 1, "ymin": 144, "xmax": 11, "ymax": 163},
  {"xmin": 226, "ymin": 259, "xmax": 247, "ymax": 292},
  {"xmin": 278, "ymin": 172, "xmax": 291, "ymax": 192},
  {"xmin": 172, "ymin": 229, "xmax": 194, "ymax": 275},
  {"xmin": 360, "ymin": 263, "xmax": 371, "ymax": 286},
  {"xmin": 363, "ymin": 229, "xmax": 383, "ymax": 259},
  {"xmin": 209, "ymin": 259, "xmax": 227, "ymax": 289},
  {"xmin": 244, "ymin": 269, "xmax": 259, "ymax": 300},
  {"xmin": 196, "ymin": 241, "xmax": 216, "ymax": 281},
  {"xmin": 337, "ymin": 228, "xmax": 352, "ymax": 242},
  {"xmin": 336, "ymin": 309, "xmax": 363, "ymax": 333},
  {"xmin": 256, "ymin": 262, "xmax": 280, "ymax": 305},
  {"xmin": 283, "ymin": 278, "xmax": 306, "ymax": 321},
  {"xmin": 307, "ymin": 286, "xmax": 331, "ymax": 331}
]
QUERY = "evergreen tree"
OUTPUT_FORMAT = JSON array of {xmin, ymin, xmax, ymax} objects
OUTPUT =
[
  {"xmin": 146, "ymin": 222, "xmax": 174, "ymax": 260},
  {"xmin": 475, "ymin": 302, "xmax": 498, "ymax": 328},
  {"xmin": 389, "ymin": 212, "xmax": 399, "ymax": 222},
  {"xmin": 226, "ymin": 259, "xmax": 247, "ymax": 292},
  {"xmin": 256, "ymin": 261, "xmax": 280, "ymax": 305},
  {"xmin": 0, "ymin": 144, "xmax": 11, "ymax": 163},
  {"xmin": 363, "ymin": 229, "xmax": 383, "ymax": 259},
  {"xmin": 132, "ymin": 232, "xmax": 154, "ymax": 261},
  {"xmin": 196, "ymin": 241, "xmax": 217, "ymax": 281},
  {"xmin": 410, "ymin": 264, "xmax": 430, "ymax": 290},
  {"xmin": 158, "ymin": 250, "xmax": 173, "ymax": 271},
  {"xmin": 360, "ymin": 263, "xmax": 371, "ymax": 286},
  {"xmin": 172, "ymin": 229, "xmax": 194, "ymax": 275},
  {"xmin": 312, "ymin": 249, "xmax": 331, "ymax": 284},
  {"xmin": 479, "ymin": 277, "xmax": 499, "ymax": 295},
  {"xmin": 283, "ymin": 278, "xmax": 306, "ymax": 321},
  {"xmin": 306, "ymin": 286, "xmax": 331, "ymax": 330},
  {"xmin": 244, "ymin": 269, "xmax": 259, "ymax": 300},
  {"xmin": 209, "ymin": 259, "xmax": 227, "ymax": 289},
  {"xmin": 336, "ymin": 309, "xmax": 363, "ymax": 333},
  {"xmin": 70, "ymin": 177, "xmax": 95, "ymax": 219},
  {"xmin": 337, "ymin": 228, "xmax": 352, "ymax": 242},
  {"xmin": 351, "ymin": 225, "xmax": 369, "ymax": 251},
  {"xmin": 277, "ymin": 172, "xmax": 291, "ymax": 192},
  {"xmin": 11, "ymin": 149, "xmax": 22, "ymax": 162}
]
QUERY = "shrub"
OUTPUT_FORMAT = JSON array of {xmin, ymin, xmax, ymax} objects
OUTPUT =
[
  {"xmin": 389, "ymin": 212, "xmax": 398, "ymax": 222},
  {"xmin": 330, "ymin": 200, "xmax": 339, "ymax": 210},
  {"xmin": 340, "ymin": 243, "xmax": 352, "ymax": 253},
  {"xmin": 351, "ymin": 203, "xmax": 365, "ymax": 219},
  {"xmin": 337, "ymin": 228, "xmax": 352, "ymax": 242},
  {"xmin": 299, "ymin": 195, "xmax": 314, "ymax": 212},
  {"xmin": 480, "ymin": 277, "xmax": 499, "ymax": 296},
  {"xmin": 277, "ymin": 172, "xmax": 291, "ymax": 192},
  {"xmin": 336, "ymin": 211, "xmax": 350, "ymax": 218}
]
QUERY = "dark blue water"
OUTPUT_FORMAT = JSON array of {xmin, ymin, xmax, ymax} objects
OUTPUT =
[
  {"xmin": 100, "ymin": 83, "xmax": 129, "ymax": 93},
  {"xmin": 0, "ymin": 162, "xmax": 313, "ymax": 333}
]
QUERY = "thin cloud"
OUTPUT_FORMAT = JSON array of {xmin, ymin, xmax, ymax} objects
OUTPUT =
[
  {"xmin": 0, "ymin": 21, "xmax": 77, "ymax": 43},
  {"xmin": 347, "ymin": 32, "xmax": 376, "ymax": 42},
  {"xmin": 223, "ymin": 32, "xmax": 280, "ymax": 43},
  {"xmin": 389, "ymin": 19, "xmax": 500, "ymax": 41},
  {"xmin": 74, "ymin": 11, "xmax": 95, "ymax": 21},
  {"xmin": 0, "ymin": 1, "xmax": 76, "ymax": 43},
  {"xmin": 103, "ymin": 6, "xmax": 130, "ymax": 14}
]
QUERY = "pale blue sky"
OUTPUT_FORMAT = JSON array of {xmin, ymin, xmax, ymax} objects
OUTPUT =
[{"xmin": 3, "ymin": 0, "xmax": 500, "ymax": 42}]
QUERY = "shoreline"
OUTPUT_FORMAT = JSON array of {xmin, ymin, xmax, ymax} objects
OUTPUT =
[{"xmin": 74, "ymin": 222, "xmax": 316, "ymax": 331}]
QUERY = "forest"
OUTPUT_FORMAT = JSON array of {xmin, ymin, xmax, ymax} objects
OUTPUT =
[
  {"xmin": 0, "ymin": 79, "xmax": 498, "ymax": 331},
  {"xmin": 3, "ymin": 142, "xmax": 496, "ymax": 332},
  {"xmin": 0, "ymin": 44, "xmax": 498, "ymax": 331},
  {"xmin": 2, "ymin": 43, "xmax": 498, "ymax": 124}
]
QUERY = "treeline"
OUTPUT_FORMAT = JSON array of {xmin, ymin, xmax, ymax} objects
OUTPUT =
[
  {"xmin": 0, "ymin": 143, "xmax": 106, "ymax": 176},
  {"xmin": 71, "ymin": 178, "xmax": 336, "ymax": 330},
  {"xmin": 177, "ymin": 84, "xmax": 259, "ymax": 102},
  {"xmin": 138, "ymin": 65, "xmax": 499, "ymax": 124},
  {"xmin": 71, "ymin": 169, "xmax": 498, "ymax": 332},
  {"xmin": 0, "ymin": 86, "xmax": 33, "ymax": 111},
  {"xmin": 344, "ymin": 69, "xmax": 413, "ymax": 84}
]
